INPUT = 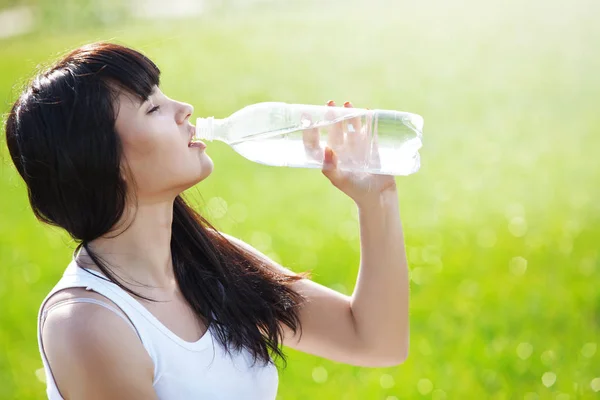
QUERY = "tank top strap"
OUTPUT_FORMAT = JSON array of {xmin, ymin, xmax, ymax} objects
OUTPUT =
[
  {"xmin": 37, "ymin": 260, "xmax": 161, "ymax": 385},
  {"xmin": 41, "ymin": 259, "xmax": 214, "ymax": 351}
]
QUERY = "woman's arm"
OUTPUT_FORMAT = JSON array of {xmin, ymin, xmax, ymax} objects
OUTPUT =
[
  {"xmin": 222, "ymin": 192, "xmax": 409, "ymax": 368},
  {"xmin": 349, "ymin": 190, "xmax": 410, "ymax": 362}
]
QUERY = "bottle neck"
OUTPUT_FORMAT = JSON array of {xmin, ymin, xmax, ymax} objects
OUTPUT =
[
  {"xmin": 195, "ymin": 117, "xmax": 227, "ymax": 142},
  {"xmin": 195, "ymin": 117, "xmax": 214, "ymax": 141}
]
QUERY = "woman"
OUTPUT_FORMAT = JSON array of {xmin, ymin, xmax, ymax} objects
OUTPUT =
[{"xmin": 5, "ymin": 42, "xmax": 409, "ymax": 399}]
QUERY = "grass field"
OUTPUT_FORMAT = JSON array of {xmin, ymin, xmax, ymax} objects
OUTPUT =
[{"xmin": 1, "ymin": 0, "xmax": 599, "ymax": 398}]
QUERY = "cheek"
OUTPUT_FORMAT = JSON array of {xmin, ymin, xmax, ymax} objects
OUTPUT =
[
  {"xmin": 124, "ymin": 130, "xmax": 173, "ymax": 166},
  {"xmin": 121, "ymin": 128, "xmax": 200, "ymax": 193}
]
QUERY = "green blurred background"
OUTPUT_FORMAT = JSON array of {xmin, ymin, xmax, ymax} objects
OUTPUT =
[{"xmin": 1, "ymin": 0, "xmax": 599, "ymax": 398}]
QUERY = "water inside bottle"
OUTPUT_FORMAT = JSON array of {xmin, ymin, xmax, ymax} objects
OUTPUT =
[{"xmin": 229, "ymin": 112, "xmax": 422, "ymax": 175}]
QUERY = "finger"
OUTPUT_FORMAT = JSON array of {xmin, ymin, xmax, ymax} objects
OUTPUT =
[
  {"xmin": 321, "ymin": 146, "xmax": 345, "ymax": 185},
  {"xmin": 369, "ymin": 112, "xmax": 382, "ymax": 169},
  {"xmin": 322, "ymin": 145, "xmax": 336, "ymax": 170},
  {"xmin": 301, "ymin": 112, "xmax": 323, "ymax": 161},
  {"xmin": 355, "ymin": 107, "xmax": 374, "ymax": 165},
  {"xmin": 344, "ymin": 101, "xmax": 365, "ymax": 165},
  {"xmin": 325, "ymin": 100, "xmax": 344, "ymax": 149},
  {"xmin": 344, "ymin": 101, "xmax": 363, "ymax": 142}
]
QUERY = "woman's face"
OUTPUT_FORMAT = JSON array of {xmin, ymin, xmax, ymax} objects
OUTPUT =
[{"xmin": 114, "ymin": 86, "xmax": 213, "ymax": 200}]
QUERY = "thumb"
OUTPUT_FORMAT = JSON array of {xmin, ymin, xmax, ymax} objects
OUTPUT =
[{"xmin": 322, "ymin": 146, "xmax": 342, "ymax": 181}]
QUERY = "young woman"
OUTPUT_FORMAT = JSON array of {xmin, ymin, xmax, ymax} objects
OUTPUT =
[{"xmin": 5, "ymin": 42, "xmax": 409, "ymax": 399}]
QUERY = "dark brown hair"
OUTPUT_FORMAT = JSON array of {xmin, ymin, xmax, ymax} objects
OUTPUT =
[{"xmin": 5, "ymin": 42, "xmax": 308, "ymax": 367}]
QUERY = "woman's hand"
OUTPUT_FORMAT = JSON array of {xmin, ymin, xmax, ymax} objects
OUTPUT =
[{"xmin": 302, "ymin": 100, "xmax": 397, "ymax": 208}]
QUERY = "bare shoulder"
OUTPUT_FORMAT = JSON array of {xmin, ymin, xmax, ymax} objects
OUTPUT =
[{"xmin": 41, "ymin": 288, "xmax": 157, "ymax": 399}]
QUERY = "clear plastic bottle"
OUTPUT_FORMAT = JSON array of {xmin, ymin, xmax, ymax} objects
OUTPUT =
[{"xmin": 194, "ymin": 102, "xmax": 423, "ymax": 176}]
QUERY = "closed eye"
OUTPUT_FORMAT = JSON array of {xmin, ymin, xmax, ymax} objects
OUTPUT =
[{"xmin": 147, "ymin": 105, "xmax": 160, "ymax": 114}]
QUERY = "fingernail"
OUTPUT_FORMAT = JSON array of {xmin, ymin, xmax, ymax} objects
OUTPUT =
[
  {"xmin": 344, "ymin": 101, "xmax": 351, "ymax": 107},
  {"xmin": 327, "ymin": 100, "xmax": 335, "ymax": 106}
]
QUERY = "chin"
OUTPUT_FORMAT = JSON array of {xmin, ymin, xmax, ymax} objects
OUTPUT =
[
  {"xmin": 187, "ymin": 156, "xmax": 214, "ymax": 187},
  {"xmin": 172, "ymin": 155, "xmax": 214, "ymax": 195}
]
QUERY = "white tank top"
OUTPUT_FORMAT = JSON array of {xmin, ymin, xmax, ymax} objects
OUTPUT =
[{"xmin": 37, "ymin": 259, "xmax": 279, "ymax": 399}]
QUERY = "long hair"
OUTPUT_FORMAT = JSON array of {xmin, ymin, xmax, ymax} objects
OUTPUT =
[{"xmin": 4, "ymin": 42, "xmax": 308, "ymax": 367}]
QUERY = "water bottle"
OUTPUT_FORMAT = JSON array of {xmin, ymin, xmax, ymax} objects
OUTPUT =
[{"xmin": 193, "ymin": 102, "xmax": 424, "ymax": 176}]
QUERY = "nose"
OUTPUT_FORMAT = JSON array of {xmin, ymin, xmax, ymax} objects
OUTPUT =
[{"xmin": 176, "ymin": 101, "xmax": 194, "ymax": 125}]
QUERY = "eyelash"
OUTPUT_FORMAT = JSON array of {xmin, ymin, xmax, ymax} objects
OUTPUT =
[{"xmin": 148, "ymin": 105, "xmax": 160, "ymax": 114}]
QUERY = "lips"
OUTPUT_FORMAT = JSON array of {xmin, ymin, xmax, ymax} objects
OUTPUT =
[
  {"xmin": 187, "ymin": 126, "xmax": 195, "ymax": 146},
  {"xmin": 188, "ymin": 125, "xmax": 206, "ymax": 149},
  {"xmin": 189, "ymin": 141, "xmax": 207, "ymax": 149}
]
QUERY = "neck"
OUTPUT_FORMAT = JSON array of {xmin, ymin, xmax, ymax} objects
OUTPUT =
[{"xmin": 83, "ymin": 198, "xmax": 177, "ymax": 290}]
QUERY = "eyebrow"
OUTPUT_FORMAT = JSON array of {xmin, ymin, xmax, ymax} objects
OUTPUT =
[
  {"xmin": 137, "ymin": 92, "xmax": 154, "ymax": 110},
  {"xmin": 141, "ymin": 87, "xmax": 159, "ymax": 105},
  {"xmin": 137, "ymin": 99, "xmax": 148, "ymax": 110}
]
